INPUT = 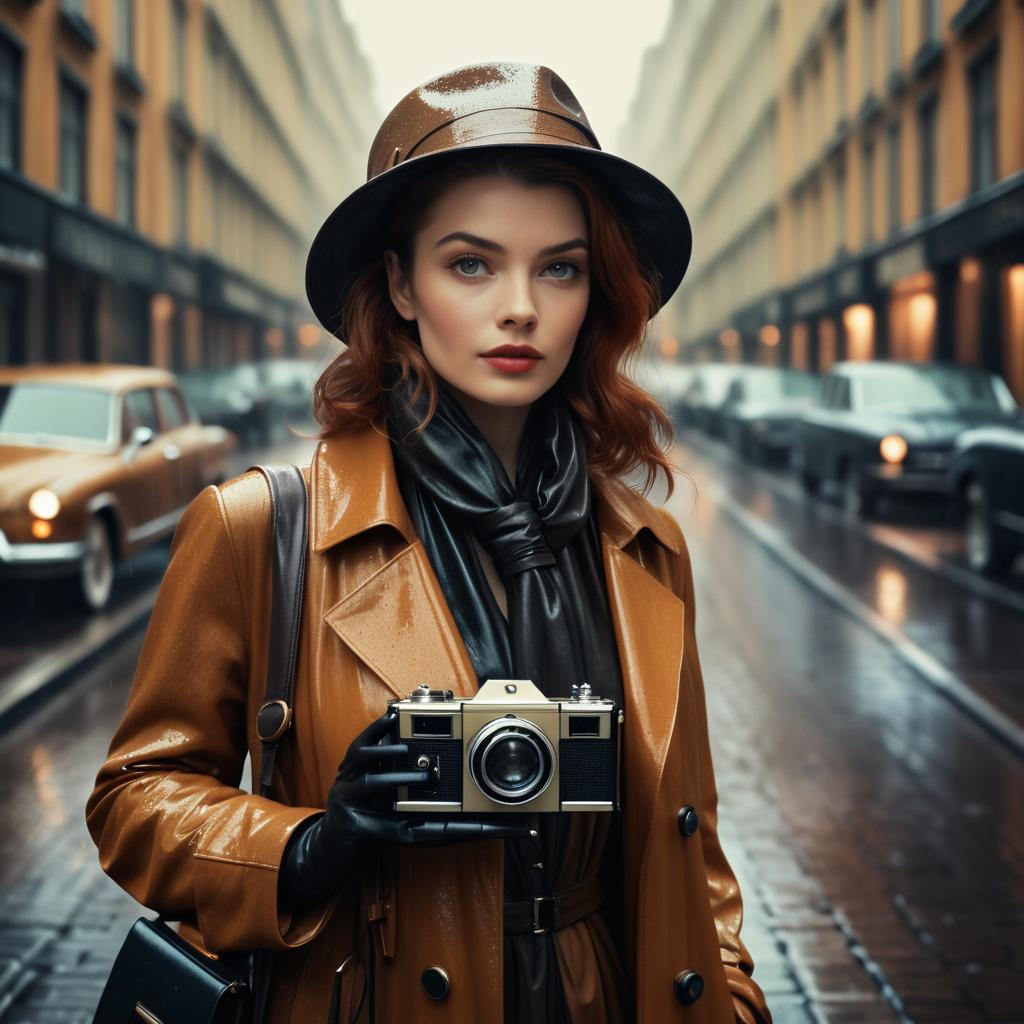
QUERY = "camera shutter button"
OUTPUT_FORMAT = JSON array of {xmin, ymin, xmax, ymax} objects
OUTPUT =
[{"xmin": 421, "ymin": 966, "xmax": 450, "ymax": 1000}]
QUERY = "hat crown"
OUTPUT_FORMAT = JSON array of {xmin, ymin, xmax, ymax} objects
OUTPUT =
[{"xmin": 366, "ymin": 62, "xmax": 601, "ymax": 181}]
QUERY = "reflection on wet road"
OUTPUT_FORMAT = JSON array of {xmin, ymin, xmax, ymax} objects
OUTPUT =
[{"xmin": 0, "ymin": 431, "xmax": 1020, "ymax": 1022}]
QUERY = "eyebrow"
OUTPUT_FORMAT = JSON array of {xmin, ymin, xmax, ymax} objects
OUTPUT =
[{"xmin": 433, "ymin": 231, "xmax": 589, "ymax": 257}]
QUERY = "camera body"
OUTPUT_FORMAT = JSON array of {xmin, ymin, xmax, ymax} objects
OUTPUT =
[{"xmin": 389, "ymin": 679, "xmax": 622, "ymax": 813}]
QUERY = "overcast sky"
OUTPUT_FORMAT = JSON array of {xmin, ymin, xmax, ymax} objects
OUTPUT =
[{"xmin": 337, "ymin": 0, "xmax": 673, "ymax": 151}]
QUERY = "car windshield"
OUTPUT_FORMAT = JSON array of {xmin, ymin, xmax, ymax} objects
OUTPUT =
[
  {"xmin": 180, "ymin": 366, "xmax": 260, "ymax": 396},
  {"xmin": 0, "ymin": 384, "xmax": 113, "ymax": 447},
  {"xmin": 258, "ymin": 361, "xmax": 315, "ymax": 388},
  {"xmin": 696, "ymin": 367, "xmax": 739, "ymax": 402},
  {"xmin": 857, "ymin": 366, "xmax": 1005, "ymax": 412},
  {"xmin": 743, "ymin": 372, "xmax": 818, "ymax": 400}
]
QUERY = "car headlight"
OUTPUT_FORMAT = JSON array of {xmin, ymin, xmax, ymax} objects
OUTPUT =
[
  {"xmin": 28, "ymin": 488, "xmax": 61, "ymax": 520},
  {"xmin": 879, "ymin": 434, "xmax": 908, "ymax": 464}
]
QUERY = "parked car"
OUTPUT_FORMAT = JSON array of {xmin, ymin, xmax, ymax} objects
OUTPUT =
[
  {"xmin": 0, "ymin": 364, "xmax": 235, "ymax": 611},
  {"xmin": 719, "ymin": 366, "xmax": 819, "ymax": 464},
  {"xmin": 948, "ymin": 425, "xmax": 1024, "ymax": 575},
  {"xmin": 178, "ymin": 364, "xmax": 273, "ymax": 446},
  {"xmin": 676, "ymin": 363, "xmax": 743, "ymax": 435},
  {"xmin": 255, "ymin": 358, "xmax": 319, "ymax": 428},
  {"xmin": 793, "ymin": 361, "xmax": 1020, "ymax": 518},
  {"xmin": 629, "ymin": 359, "xmax": 695, "ymax": 419}
]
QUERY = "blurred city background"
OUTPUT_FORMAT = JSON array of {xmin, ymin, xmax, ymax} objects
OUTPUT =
[{"xmin": 0, "ymin": 0, "xmax": 1022, "ymax": 1022}]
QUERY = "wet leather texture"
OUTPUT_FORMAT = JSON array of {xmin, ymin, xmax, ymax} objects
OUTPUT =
[{"xmin": 85, "ymin": 422, "xmax": 772, "ymax": 1024}]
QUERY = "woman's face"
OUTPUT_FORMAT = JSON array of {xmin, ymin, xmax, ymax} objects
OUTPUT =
[{"xmin": 385, "ymin": 174, "xmax": 590, "ymax": 410}]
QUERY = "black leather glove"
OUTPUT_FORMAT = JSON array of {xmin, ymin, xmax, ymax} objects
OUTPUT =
[{"xmin": 280, "ymin": 709, "xmax": 536, "ymax": 913}]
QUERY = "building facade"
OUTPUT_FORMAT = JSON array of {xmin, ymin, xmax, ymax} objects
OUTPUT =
[
  {"xmin": 0, "ymin": 0, "xmax": 376, "ymax": 369},
  {"xmin": 622, "ymin": 0, "xmax": 1024, "ymax": 403}
]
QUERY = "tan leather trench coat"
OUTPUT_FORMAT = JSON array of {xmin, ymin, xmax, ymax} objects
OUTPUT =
[{"xmin": 86, "ymin": 423, "xmax": 771, "ymax": 1024}]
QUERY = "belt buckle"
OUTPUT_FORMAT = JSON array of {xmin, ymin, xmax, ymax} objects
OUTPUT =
[{"xmin": 532, "ymin": 895, "xmax": 557, "ymax": 934}]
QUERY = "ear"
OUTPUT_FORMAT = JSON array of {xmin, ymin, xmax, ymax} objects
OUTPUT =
[{"xmin": 384, "ymin": 250, "xmax": 416, "ymax": 322}]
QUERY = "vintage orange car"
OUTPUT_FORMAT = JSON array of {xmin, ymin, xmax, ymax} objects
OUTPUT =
[{"xmin": 0, "ymin": 364, "xmax": 235, "ymax": 611}]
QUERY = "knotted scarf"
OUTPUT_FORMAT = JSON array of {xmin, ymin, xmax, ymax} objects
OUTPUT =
[{"xmin": 384, "ymin": 371, "xmax": 623, "ymax": 703}]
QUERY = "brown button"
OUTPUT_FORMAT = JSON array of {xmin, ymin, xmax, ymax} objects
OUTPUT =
[
  {"xmin": 674, "ymin": 969, "xmax": 704, "ymax": 1005},
  {"xmin": 421, "ymin": 965, "xmax": 450, "ymax": 1000},
  {"xmin": 677, "ymin": 806, "xmax": 700, "ymax": 837}
]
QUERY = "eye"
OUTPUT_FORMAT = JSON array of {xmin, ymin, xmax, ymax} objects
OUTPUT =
[
  {"xmin": 541, "ymin": 260, "xmax": 582, "ymax": 280},
  {"xmin": 450, "ymin": 256, "xmax": 488, "ymax": 277}
]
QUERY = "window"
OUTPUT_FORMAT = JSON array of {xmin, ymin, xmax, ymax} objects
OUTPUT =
[
  {"xmin": 59, "ymin": 76, "xmax": 87, "ymax": 202},
  {"xmin": 969, "ymin": 47, "xmax": 998, "ymax": 192},
  {"xmin": 863, "ymin": 0, "xmax": 876, "ymax": 92},
  {"xmin": 886, "ymin": 120, "xmax": 901, "ymax": 232},
  {"xmin": 122, "ymin": 388, "xmax": 160, "ymax": 440},
  {"xmin": 115, "ymin": 116, "xmax": 135, "ymax": 226},
  {"xmin": 834, "ymin": 161, "xmax": 847, "ymax": 251},
  {"xmin": 0, "ymin": 36, "xmax": 20, "ymax": 172},
  {"xmin": 922, "ymin": 0, "xmax": 940, "ymax": 42},
  {"xmin": 862, "ymin": 140, "xmax": 875, "ymax": 243},
  {"xmin": 918, "ymin": 95, "xmax": 938, "ymax": 215},
  {"xmin": 836, "ymin": 31, "xmax": 848, "ymax": 117},
  {"xmin": 887, "ymin": 0, "xmax": 901, "ymax": 73},
  {"xmin": 155, "ymin": 388, "xmax": 188, "ymax": 430},
  {"xmin": 171, "ymin": 144, "xmax": 189, "ymax": 246},
  {"xmin": 116, "ymin": 0, "xmax": 134, "ymax": 66},
  {"xmin": 171, "ymin": 0, "xmax": 186, "ymax": 101}
]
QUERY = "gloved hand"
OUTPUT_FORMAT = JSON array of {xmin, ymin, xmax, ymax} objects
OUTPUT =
[{"xmin": 280, "ymin": 709, "xmax": 536, "ymax": 913}]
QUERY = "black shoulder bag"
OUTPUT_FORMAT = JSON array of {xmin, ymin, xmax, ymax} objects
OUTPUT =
[{"xmin": 92, "ymin": 465, "xmax": 308, "ymax": 1024}]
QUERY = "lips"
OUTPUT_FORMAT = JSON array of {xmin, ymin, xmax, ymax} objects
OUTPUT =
[{"xmin": 480, "ymin": 345, "xmax": 542, "ymax": 358}]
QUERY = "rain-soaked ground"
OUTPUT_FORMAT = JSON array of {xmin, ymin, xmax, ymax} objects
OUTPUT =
[{"xmin": 0, "ymin": 430, "xmax": 1020, "ymax": 1022}]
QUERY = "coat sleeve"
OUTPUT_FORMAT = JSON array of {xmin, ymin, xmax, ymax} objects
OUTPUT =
[
  {"xmin": 85, "ymin": 482, "xmax": 335, "ymax": 953},
  {"xmin": 658, "ymin": 509, "xmax": 773, "ymax": 1024}
]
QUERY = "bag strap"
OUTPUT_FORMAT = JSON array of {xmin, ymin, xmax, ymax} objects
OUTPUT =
[{"xmin": 251, "ymin": 464, "xmax": 308, "ymax": 799}]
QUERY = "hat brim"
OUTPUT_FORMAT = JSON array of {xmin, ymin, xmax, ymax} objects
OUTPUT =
[{"xmin": 304, "ymin": 141, "xmax": 692, "ymax": 338}]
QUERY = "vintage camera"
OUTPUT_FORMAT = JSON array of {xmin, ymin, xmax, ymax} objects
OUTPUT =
[{"xmin": 389, "ymin": 679, "xmax": 622, "ymax": 813}]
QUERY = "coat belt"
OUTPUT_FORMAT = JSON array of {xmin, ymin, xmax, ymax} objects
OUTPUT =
[{"xmin": 503, "ymin": 875, "xmax": 604, "ymax": 935}]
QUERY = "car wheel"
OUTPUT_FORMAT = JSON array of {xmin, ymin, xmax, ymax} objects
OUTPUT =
[
  {"xmin": 964, "ymin": 480, "xmax": 1013, "ymax": 576},
  {"xmin": 842, "ymin": 462, "xmax": 875, "ymax": 520},
  {"xmin": 78, "ymin": 516, "xmax": 115, "ymax": 612}
]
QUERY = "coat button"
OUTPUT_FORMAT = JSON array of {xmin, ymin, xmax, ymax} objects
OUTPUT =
[
  {"xmin": 421, "ymin": 966, "xmax": 450, "ymax": 1000},
  {"xmin": 674, "ymin": 969, "xmax": 704, "ymax": 1005},
  {"xmin": 677, "ymin": 805, "xmax": 700, "ymax": 837}
]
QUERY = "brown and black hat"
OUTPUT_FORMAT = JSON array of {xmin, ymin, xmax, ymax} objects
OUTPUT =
[{"xmin": 305, "ymin": 62, "xmax": 692, "ymax": 337}]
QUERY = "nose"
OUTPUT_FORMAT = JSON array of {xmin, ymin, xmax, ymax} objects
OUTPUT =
[{"xmin": 496, "ymin": 272, "xmax": 538, "ymax": 330}]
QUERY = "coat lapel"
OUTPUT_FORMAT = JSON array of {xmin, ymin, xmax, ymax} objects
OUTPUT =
[
  {"xmin": 313, "ymin": 430, "xmax": 479, "ymax": 701},
  {"xmin": 593, "ymin": 477, "xmax": 686, "ymax": 912}
]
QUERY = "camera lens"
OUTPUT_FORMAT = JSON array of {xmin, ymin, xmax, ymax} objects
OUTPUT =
[
  {"xmin": 484, "ymin": 735, "xmax": 541, "ymax": 792},
  {"xmin": 468, "ymin": 720, "xmax": 554, "ymax": 805}
]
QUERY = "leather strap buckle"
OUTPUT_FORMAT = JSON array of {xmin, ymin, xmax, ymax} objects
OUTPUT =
[
  {"xmin": 256, "ymin": 700, "xmax": 292, "ymax": 743},
  {"xmin": 532, "ymin": 895, "xmax": 558, "ymax": 934}
]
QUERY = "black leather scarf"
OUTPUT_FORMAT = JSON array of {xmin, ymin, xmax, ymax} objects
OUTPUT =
[
  {"xmin": 383, "ymin": 370, "xmax": 623, "ymax": 707},
  {"xmin": 384, "ymin": 369, "xmax": 628, "ymax": 1022}
]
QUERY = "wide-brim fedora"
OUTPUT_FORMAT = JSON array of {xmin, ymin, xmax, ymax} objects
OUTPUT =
[{"xmin": 305, "ymin": 62, "xmax": 692, "ymax": 337}]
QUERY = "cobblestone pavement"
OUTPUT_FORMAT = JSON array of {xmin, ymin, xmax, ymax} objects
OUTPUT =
[{"xmin": 0, "ymin": 441, "xmax": 1020, "ymax": 1022}]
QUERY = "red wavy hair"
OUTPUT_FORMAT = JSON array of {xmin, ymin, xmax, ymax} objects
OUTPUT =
[{"xmin": 312, "ymin": 150, "xmax": 681, "ymax": 498}]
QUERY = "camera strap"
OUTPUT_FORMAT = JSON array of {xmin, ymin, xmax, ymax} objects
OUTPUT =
[{"xmin": 252, "ymin": 464, "xmax": 307, "ymax": 796}]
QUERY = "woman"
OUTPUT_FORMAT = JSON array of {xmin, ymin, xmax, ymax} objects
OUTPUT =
[{"xmin": 86, "ymin": 63, "xmax": 772, "ymax": 1024}]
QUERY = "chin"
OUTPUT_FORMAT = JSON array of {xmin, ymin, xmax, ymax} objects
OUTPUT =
[
  {"xmin": 474, "ymin": 379, "xmax": 556, "ymax": 407},
  {"xmin": 438, "ymin": 370, "xmax": 554, "ymax": 410}
]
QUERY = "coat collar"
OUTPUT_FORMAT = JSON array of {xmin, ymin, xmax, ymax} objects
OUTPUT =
[{"xmin": 310, "ymin": 422, "xmax": 681, "ymax": 557}]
